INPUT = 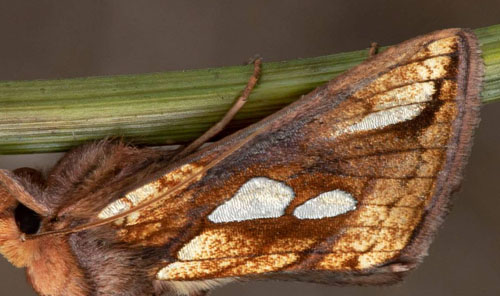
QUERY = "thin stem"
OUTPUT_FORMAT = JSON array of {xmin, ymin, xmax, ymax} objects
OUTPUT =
[{"xmin": 1, "ymin": 25, "xmax": 499, "ymax": 154}]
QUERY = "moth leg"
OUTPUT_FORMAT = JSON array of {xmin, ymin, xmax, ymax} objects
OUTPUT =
[
  {"xmin": 369, "ymin": 42, "xmax": 379, "ymax": 57},
  {"xmin": 173, "ymin": 57, "xmax": 262, "ymax": 159}
]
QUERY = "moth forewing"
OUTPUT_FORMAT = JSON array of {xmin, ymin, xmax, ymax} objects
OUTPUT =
[
  {"xmin": 125, "ymin": 28, "xmax": 482, "ymax": 284},
  {"xmin": 0, "ymin": 28, "xmax": 482, "ymax": 296}
]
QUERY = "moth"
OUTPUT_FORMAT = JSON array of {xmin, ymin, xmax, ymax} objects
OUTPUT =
[{"xmin": 0, "ymin": 28, "xmax": 483, "ymax": 296}]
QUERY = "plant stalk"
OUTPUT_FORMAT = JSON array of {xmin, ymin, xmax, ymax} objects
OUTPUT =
[{"xmin": 1, "ymin": 24, "xmax": 499, "ymax": 154}]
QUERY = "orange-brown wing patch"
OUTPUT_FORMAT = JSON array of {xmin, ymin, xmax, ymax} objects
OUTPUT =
[
  {"xmin": 98, "ymin": 163, "xmax": 205, "ymax": 222},
  {"xmin": 96, "ymin": 30, "xmax": 481, "ymax": 284}
]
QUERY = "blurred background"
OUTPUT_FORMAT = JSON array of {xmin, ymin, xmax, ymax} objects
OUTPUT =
[{"xmin": 0, "ymin": 1, "xmax": 499, "ymax": 295}]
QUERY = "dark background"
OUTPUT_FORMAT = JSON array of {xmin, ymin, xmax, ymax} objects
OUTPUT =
[{"xmin": 0, "ymin": 1, "xmax": 499, "ymax": 295}]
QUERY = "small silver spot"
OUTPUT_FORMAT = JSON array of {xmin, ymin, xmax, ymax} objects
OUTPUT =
[
  {"xmin": 293, "ymin": 189, "xmax": 357, "ymax": 219},
  {"xmin": 346, "ymin": 103, "xmax": 426, "ymax": 133},
  {"xmin": 332, "ymin": 103, "xmax": 426, "ymax": 139},
  {"xmin": 208, "ymin": 177, "xmax": 295, "ymax": 223},
  {"xmin": 98, "ymin": 200, "xmax": 130, "ymax": 219}
]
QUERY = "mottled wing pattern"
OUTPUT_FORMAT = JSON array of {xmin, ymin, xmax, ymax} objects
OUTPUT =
[{"xmin": 98, "ymin": 29, "xmax": 482, "ymax": 285}]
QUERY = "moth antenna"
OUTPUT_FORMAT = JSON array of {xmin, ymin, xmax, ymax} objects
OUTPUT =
[
  {"xmin": 173, "ymin": 57, "xmax": 262, "ymax": 160},
  {"xmin": 25, "ymin": 120, "xmax": 267, "ymax": 239},
  {"xmin": 369, "ymin": 42, "xmax": 379, "ymax": 57}
]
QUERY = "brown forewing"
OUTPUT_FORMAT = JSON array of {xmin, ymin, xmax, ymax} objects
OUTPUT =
[{"xmin": 96, "ymin": 29, "xmax": 482, "ymax": 285}]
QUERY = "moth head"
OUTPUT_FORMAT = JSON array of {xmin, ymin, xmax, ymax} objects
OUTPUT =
[{"xmin": 0, "ymin": 168, "xmax": 47, "ymax": 267}]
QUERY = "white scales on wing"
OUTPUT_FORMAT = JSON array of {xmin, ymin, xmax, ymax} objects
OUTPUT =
[
  {"xmin": 346, "ymin": 104, "xmax": 426, "ymax": 133},
  {"xmin": 208, "ymin": 177, "xmax": 358, "ymax": 223},
  {"xmin": 293, "ymin": 190, "xmax": 357, "ymax": 219},
  {"xmin": 208, "ymin": 177, "xmax": 295, "ymax": 223},
  {"xmin": 331, "ymin": 80, "xmax": 437, "ymax": 139}
]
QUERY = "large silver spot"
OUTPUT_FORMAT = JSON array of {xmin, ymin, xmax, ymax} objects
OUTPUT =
[{"xmin": 208, "ymin": 177, "xmax": 294, "ymax": 223}]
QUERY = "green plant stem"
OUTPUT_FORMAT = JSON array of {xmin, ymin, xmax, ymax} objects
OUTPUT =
[{"xmin": 1, "ymin": 25, "xmax": 500, "ymax": 154}]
